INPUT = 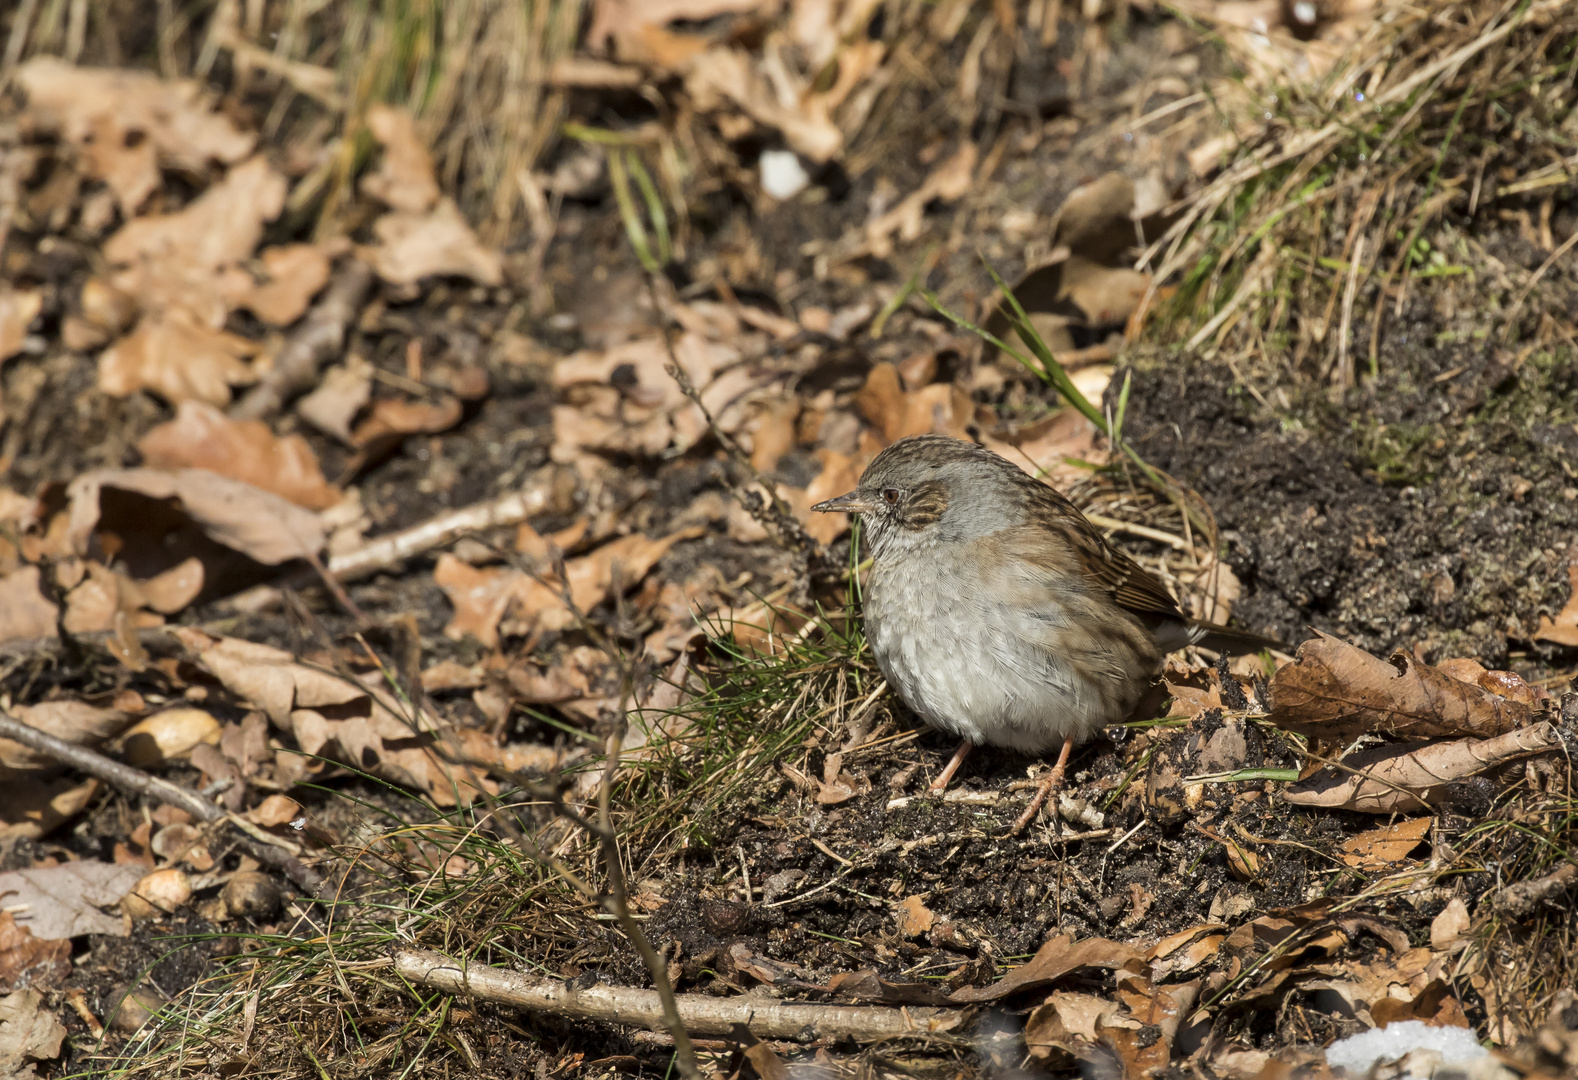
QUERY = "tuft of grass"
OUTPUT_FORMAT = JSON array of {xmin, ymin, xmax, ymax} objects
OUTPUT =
[
  {"xmin": 1150, "ymin": 0, "xmax": 1578, "ymax": 379},
  {"xmin": 107, "ymin": 596, "xmax": 876, "ymax": 1078}
]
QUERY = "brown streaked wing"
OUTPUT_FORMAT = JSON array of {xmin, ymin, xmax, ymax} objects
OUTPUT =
[{"xmin": 1021, "ymin": 480, "xmax": 1185, "ymax": 621}]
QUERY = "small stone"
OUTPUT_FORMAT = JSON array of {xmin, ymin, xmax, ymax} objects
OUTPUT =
[{"xmin": 222, "ymin": 871, "xmax": 282, "ymax": 920}]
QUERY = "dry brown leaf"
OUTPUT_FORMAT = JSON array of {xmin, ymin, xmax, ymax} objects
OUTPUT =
[
  {"xmin": 364, "ymin": 199, "xmax": 503, "ymax": 287},
  {"xmin": 97, "ymin": 309, "xmax": 261, "ymax": 406},
  {"xmin": 2, "ymin": 701, "xmax": 130, "ymax": 772},
  {"xmin": 1024, "ymin": 990, "xmax": 1121, "ymax": 1060},
  {"xmin": 1303, "ymin": 945, "xmax": 1466, "ymax": 1028},
  {"xmin": 0, "ymin": 777, "xmax": 99, "ymax": 842},
  {"xmin": 0, "ymin": 863, "xmax": 143, "ymax": 939},
  {"xmin": 587, "ymin": 0, "xmax": 769, "ymax": 59},
  {"xmin": 223, "ymin": 244, "xmax": 332, "ymax": 326},
  {"xmin": 853, "ymin": 363, "xmax": 972, "ymax": 446},
  {"xmin": 67, "ymin": 468, "xmax": 325, "ymax": 567},
  {"xmin": 1283, "ymin": 722, "xmax": 1563, "ymax": 812},
  {"xmin": 103, "ymin": 154, "xmax": 288, "ymax": 326},
  {"xmin": 117, "ymin": 708, "xmax": 221, "ymax": 767},
  {"xmin": 138, "ymin": 401, "xmax": 340, "ymax": 509},
  {"xmin": 77, "ymin": 277, "xmax": 140, "ymax": 338},
  {"xmin": 950, "ymin": 935, "xmax": 1141, "ymax": 1004},
  {"xmin": 1534, "ymin": 554, "xmax": 1578, "ymax": 647},
  {"xmin": 0, "ymin": 914, "xmax": 71, "ymax": 993},
  {"xmin": 349, "ymin": 396, "xmax": 464, "ymax": 450},
  {"xmin": 814, "ymin": 751, "xmax": 869, "ymax": 804},
  {"xmin": 296, "ymin": 359, "xmax": 373, "ymax": 444},
  {"xmin": 1340, "ymin": 817, "xmax": 1433, "ymax": 869},
  {"xmin": 125, "ymin": 556, "xmax": 206, "ymax": 614},
  {"xmin": 895, "ymin": 895, "xmax": 935, "ymax": 939},
  {"xmin": 858, "ymin": 144, "xmax": 976, "ymax": 258},
  {"xmin": 1430, "ymin": 897, "xmax": 1470, "ymax": 950},
  {"xmin": 746, "ymin": 398, "xmax": 800, "ymax": 473},
  {"xmin": 436, "ymin": 528, "xmax": 704, "ymax": 647},
  {"xmin": 1061, "ymin": 258, "xmax": 1151, "ymax": 327},
  {"xmin": 179, "ymin": 632, "xmax": 491, "ymax": 807},
  {"xmin": 793, "ymin": 450, "xmax": 862, "ymax": 545},
  {"xmin": 684, "ymin": 47, "xmax": 843, "ymax": 161},
  {"xmin": 551, "ymin": 331, "xmax": 745, "ymax": 464},
  {"xmin": 0, "ymin": 568, "xmax": 59, "ymax": 644},
  {"xmin": 360, "ymin": 104, "xmax": 440, "ymax": 213},
  {"xmin": 1269, "ymin": 631, "xmax": 1535, "ymax": 740},
  {"xmin": 0, "ymin": 288, "xmax": 42, "ymax": 363},
  {"xmin": 60, "ymin": 562, "xmax": 124, "ymax": 635},
  {"xmin": 16, "ymin": 58, "xmax": 255, "ymax": 215}
]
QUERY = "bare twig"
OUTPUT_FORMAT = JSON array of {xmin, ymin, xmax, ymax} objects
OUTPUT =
[
  {"xmin": 663, "ymin": 354, "xmax": 831, "ymax": 578},
  {"xmin": 394, "ymin": 949, "xmax": 969, "ymax": 1041},
  {"xmin": 230, "ymin": 259, "xmax": 374, "ymax": 421},
  {"xmin": 0, "ymin": 709, "xmax": 325, "ymax": 895}
]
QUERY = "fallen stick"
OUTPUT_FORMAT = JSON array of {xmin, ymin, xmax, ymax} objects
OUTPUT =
[
  {"xmin": 394, "ymin": 949, "xmax": 969, "ymax": 1042},
  {"xmin": 0, "ymin": 709, "xmax": 324, "ymax": 896},
  {"xmin": 230, "ymin": 259, "xmax": 374, "ymax": 421}
]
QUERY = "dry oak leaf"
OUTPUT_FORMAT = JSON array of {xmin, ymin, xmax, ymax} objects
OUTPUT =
[
  {"xmin": 0, "ymin": 914, "xmax": 71, "ymax": 994},
  {"xmin": 1282, "ymin": 721, "xmax": 1563, "ymax": 813},
  {"xmin": 1024, "ymin": 991, "xmax": 1122, "ymax": 1060},
  {"xmin": 1339, "ymin": 817, "xmax": 1432, "ymax": 869},
  {"xmin": 176, "ymin": 632, "xmax": 489, "ymax": 805},
  {"xmin": 349, "ymin": 395, "xmax": 464, "ymax": 449},
  {"xmin": 360, "ymin": 104, "xmax": 441, "ymax": 213},
  {"xmin": 1, "ymin": 701, "xmax": 130, "ymax": 773},
  {"xmin": 296, "ymin": 358, "xmax": 373, "ymax": 444},
  {"xmin": 97, "ymin": 308, "xmax": 261, "ymax": 407},
  {"xmin": 0, "ymin": 288, "xmax": 42, "ymax": 363},
  {"xmin": 586, "ymin": 0, "xmax": 767, "ymax": 61},
  {"xmin": 178, "ymin": 633, "xmax": 370, "ymax": 729},
  {"xmin": 67, "ymin": 468, "xmax": 325, "ymax": 566},
  {"xmin": 0, "ymin": 568, "xmax": 59, "ymax": 645},
  {"xmin": 0, "ymin": 863, "xmax": 144, "ymax": 940},
  {"xmin": 854, "ymin": 363, "xmax": 972, "ymax": 447},
  {"xmin": 139, "ymin": 400, "xmax": 341, "ymax": 510},
  {"xmin": 683, "ymin": 46, "xmax": 843, "ymax": 161},
  {"xmin": 435, "ymin": 526, "xmax": 705, "ymax": 647},
  {"xmin": 364, "ymin": 199, "xmax": 503, "ymax": 287},
  {"xmin": 950, "ymin": 935, "xmax": 1141, "ymax": 1004},
  {"xmin": 15, "ymin": 58, "xmax": 255, "ymax": 215},
  {"xmin": 1269, "ymin": 631, "xmax": 1534, "ymax": 740},
  {"xmin": 220, "ymin": 244, "xmax": 332, "ymax": 326},
  {"xmin": 0, "ymin": 986, "xmax": 67, "ymax": 1077},
  {"xmin": 103, "ymin": 155, "xmax": 289, "ymax": 333},
  {"xmin": 0, "ymin": 777, "xmax": 99, "ymax": 843},
  {"xmin": 895, "ymin": 895, "xmax": 936, "ymax": 939}
]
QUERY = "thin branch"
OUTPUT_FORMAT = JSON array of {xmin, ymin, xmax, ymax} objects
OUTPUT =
[
  {"xmin": 394, "ymin": 949, "xmax": 969, "ymax": 1042},
  {"xmin": 0, "ymin": 709, "xmax": 325, "ymax": 895},
  {"xmin": 230, "ymin": 259, "xmax": 373, "ymax": 421}
]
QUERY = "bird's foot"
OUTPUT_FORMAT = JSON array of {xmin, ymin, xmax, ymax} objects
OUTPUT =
[
  {"xmin": 928, "ymin": 738, "xmax": 974, "ymax": 794},
  {"xmin": 1011, "ymin": 737, "xmax": 1074, "ymax": 834}
]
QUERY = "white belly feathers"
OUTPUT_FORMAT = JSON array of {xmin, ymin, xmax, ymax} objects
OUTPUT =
[{"xmin": 865, "ymin": 554, "xmax": 1113, "ymax": 754}]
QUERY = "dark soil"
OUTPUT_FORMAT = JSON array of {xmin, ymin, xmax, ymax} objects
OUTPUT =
[{"xmin": 1119, "ymin": 257, "xmax": 1578, "ymax": 670}]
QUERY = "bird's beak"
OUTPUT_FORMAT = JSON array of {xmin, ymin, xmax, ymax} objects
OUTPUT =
[{"xmin": 811, "ymin": 490, "xmax": 880, "ymax": 514}]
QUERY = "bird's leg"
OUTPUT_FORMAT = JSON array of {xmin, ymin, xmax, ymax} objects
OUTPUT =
[
  {"xmin": 1011, "ymin": 737, "xmax": 1074, "ymax": 834},
  {"xmin": 929, "ymin": 738, "xmax": 974, "ymax": 793}
]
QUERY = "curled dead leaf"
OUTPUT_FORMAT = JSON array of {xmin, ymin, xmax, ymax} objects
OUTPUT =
[
  {"xmin": 139, "ymin": 401, "xmax": 340, "ymax": 509},
  {"xmin": 1270, "ymin": 632, "xmax": 1535, "ymax": 740},
  {"xmin": 1283, "ymin": 721, "xmax": 1563, "ymax": 812}
]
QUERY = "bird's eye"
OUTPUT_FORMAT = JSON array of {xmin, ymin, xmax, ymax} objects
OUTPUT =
[{"xmin": 881, "ymin": 487, "xmax": 900, "ymax": 505}]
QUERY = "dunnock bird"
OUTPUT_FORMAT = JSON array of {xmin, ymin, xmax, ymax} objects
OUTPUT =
[{"xmin": 812, "ymin": 433, "xmax": 1281, "ymax": 832}]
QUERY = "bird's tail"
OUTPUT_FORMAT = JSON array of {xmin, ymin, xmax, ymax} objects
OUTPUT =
[{"xmin": 1187, "ymin": 620, "xmax": 1289, "ymax": 656}]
